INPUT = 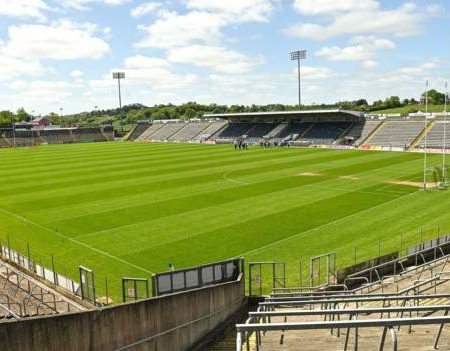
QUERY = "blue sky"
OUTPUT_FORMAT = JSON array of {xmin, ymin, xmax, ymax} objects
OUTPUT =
[{"xmin": 0, "ymin": 0, "xmax": 449, "ymax": 114}]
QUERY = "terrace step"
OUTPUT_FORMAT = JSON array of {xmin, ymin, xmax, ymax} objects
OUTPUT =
[
  {"xmin": 410, "ymin": 120, "xmax": 435, "ymax": 149},
  {"xmin": 360, "ymin": 120, "xmax": 386, "ymax": 146}
]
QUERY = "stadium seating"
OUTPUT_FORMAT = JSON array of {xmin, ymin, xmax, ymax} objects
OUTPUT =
[
  {"xmin": 266, "ymin": 123, "xmax": 288, "ymax": 138},
  {"xmin": 272, "ymin": 122, "xmax": 312, "ymax": 143},
  {"xmin": 418, "ymin": 121, "xmax": 450, "ymax": 149},
  {"xmin": 343, "ymin": 120, "xmax": 382, "ymax": 145},
  {"xmin": 127, "ymin": 124, "xmax": 150, "ymax": 141},
  {"xmin": 299, "ymin": 122, "xmax": 351, "ymax": 145},
  {"xmin": 72, "ymin": 128, "xmax": 108, "ymax": 143},
  {"xmin": 41, "ymin": 129, "xmax": 75, "ymax": 144},
  {"xmin": 213, "ymin": 123, "xmax": 253, "ymax": 141},
  {"xmin": 136, "ymin": 124, "xmax": 165, "ymax": 142},
  {"xmin": 366, "ymin": 120, "xmax": 426, "ymax": 148},
  {"xmin": 193, "ymin": 120, "xmax": 227, "ymax": 141},
  {"xmin": 3, "ymin": 117, "xmax": 449, "ymax": 150},
  {"xmin": 168, "ymin": 122, "xmax": 210, "ymax": 142},
  {"xmin": 146, "ymin": 123, "xmax": 185, "ymax": 141},
  {"xmin": 244, "ymin": 123, "xmax": 279, "ymax": 143}
]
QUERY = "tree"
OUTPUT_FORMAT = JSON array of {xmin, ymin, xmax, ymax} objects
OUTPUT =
[
  {"xmin": 183, "ymin": 108, "xmax": 197, "ymax": 119},
  {"xmin": 0, "ymin": 110, "xmax": 15, "ymax": 128},
  {"xmin": 16, "ymin": 108, "xmax": 31, "ymax": 121},
  {"xmin": 422, "ymin": 89, "xmax": 446, "ymax": 105},
  {"xmin": 385, "ymin": 96, "xmax": 401, "ymax": 108}
]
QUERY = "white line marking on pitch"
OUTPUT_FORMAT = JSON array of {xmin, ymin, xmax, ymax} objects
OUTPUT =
[
  {"xmin": 222, "ymin": 171, "xmax": 250, "ymax": 185},
  {"xmin": 0, "ymin": 206, "xmax": 154, "ymax": 275},
  {"xmin": 237, "ymin": 189, "xmax": 419, "ymax": 257}
]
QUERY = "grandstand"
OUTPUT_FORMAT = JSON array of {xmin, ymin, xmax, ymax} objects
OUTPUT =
[
  {"xmin": 72, "ymin": 127, "xmax": 111, "ymax": 143},
  {"xmin": 272, "ymin": 121, "xmax": 310, "ymax": 143},
  {"xmin": 168, "ymin": 120, "xmax": 210, "ymax": 142},
  {"xmin": 2, "ymin": 110, "xmax": 450, "ymax": 155},
  {"xmin": 243, "ymin": 123, "xmax": 279, "ymax": 144},
  {"xmin": 214, "ymin": 122, "xmax": 253, "ymax": 142},
  {"xmin": 341, "ymin": 119, "xmax": 382, "ymax": 146},
  {"xmin": 136, "ymin": 123, "xmax": 165, "ymax": 141},
  {"xmin": 193, "ymin": 119, "xmax": 227, "ymax": 141},
  {"xmin": 300, "ymin": 121, "xmax": 352, "ymax": 145},
  {"xmin": 364, "ymin": 119, "xmax": 426, "ymax": 149},
  {"xmin": 125, "ymin": 110, "xmax": 450, "ymax": 154},
  {"xmin": 127, "ymin": 122, "xmax": 151, "ymax": 141},
  {"xmin": 145, "ymin": 122, "xmax": 185, "ymax": 141},
  {"xmin": 0, "ymin": 126, "xmax": 113, "ymax": 147},
  {"xmin": 419, "ymin": 120, "xmax": 450, "ymax": 149}
]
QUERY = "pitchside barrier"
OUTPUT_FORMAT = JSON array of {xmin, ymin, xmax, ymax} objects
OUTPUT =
[
  {"xmin": 152, "ymin": 257, "xmax": 244, "ymax": 296},
  {"xmin": 122, "ymin": 277, "xmax": 150, "ymax": 302},
  {"xmin": 1, "ymin": 245, "xmax": 84, "ymax": 300},
  {"xmin": 408, "ymin": 234, "xmax": 450, "ymax": 254}
]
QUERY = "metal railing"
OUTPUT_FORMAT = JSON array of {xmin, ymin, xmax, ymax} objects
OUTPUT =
[
  {"xmin": 236, "ymin": 316, "xmax": 450, "ymax": 350},
  {"xmin": 0, "ymin": 260, "xmax": 84, "ymax": 319}
]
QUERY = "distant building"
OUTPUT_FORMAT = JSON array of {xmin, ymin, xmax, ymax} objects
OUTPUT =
[{"xmin": 32, "ymin": 117, "xmax": 51, "ymax": 127}]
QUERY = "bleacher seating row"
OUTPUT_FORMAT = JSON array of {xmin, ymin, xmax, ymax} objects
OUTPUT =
[
  {"xmin": 419, "ymin": 121, "xmax": 450, "ymax": 149},
  {"xmin": 0, "ymin": 127, "xmax": 113, "ymax": 148},
  {"xmin": 366, "ymin": 121, "xmax": 426, "ymax": 148}
]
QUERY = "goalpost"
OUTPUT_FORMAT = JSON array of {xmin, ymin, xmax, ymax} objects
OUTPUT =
[{"xmin": 423, "ymin": 81, "xmax": 449, "ymax": 191}]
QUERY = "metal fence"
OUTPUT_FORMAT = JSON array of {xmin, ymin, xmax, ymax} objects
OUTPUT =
[
  {"xmin": 152, "ymin": 257, "xmax": 243, "ymax": 296},
  {"xmin": 1, "ymin": 245, "xmax": 81, "ymax": 297},
  {"xmin": 122, "ymin": 278, "xmax": 150, "ymax": 303},
  {"xmin": 408, "ymin": 234, "xmax": 450, "ymax": 254}
]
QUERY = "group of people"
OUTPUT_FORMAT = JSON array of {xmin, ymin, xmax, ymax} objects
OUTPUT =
[
  {"xmin": 233, "ymin": 139, "xmax": 248, "ymax": 150},
  {"xmin": 259, "ymin": 140, "xmax": 279, "ymax": 148}
]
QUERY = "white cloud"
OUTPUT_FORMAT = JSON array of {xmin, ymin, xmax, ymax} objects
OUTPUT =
[
  {"xmin": 395, "ymin": 60, "xmax": 440, "ymax": 78},
  {"xmin": 58, "ymin": 0, "xmax": 129, "ymax": 10},
  {"xmin": 8, "ymin": 80, "xmax": 77, "ymax": 107},
  {"xmin": 0, "ymin": 0, "xmax": 49, "ymax": 19},
  {"xmin": 130, "ymin": 2, "xmax": 162, "ymax": 17},
  {"xmin": 136, "ymin": 11, "xmax": 225, "ymax": 49},
  {"xmin": 316, "ymin": 36, "xmax": 396, "ymax": 67},
  {"xmin": 3, "ymin": 21, "xmax": 110, "ymax": 60},
  {"xmin": 293, "ymin": 0, "xmax": 377, "ymax": 15},
  {"xmin": 298, "ymin": 66, "xmax": 336, "ymax": 80},
  {"xmin": 89, "ymin": 55, "xmax": 198, "ymax": 92},
  {"xmin": 70, "ymin": 70, "xmax": 84, "ymax": 78},
  {"xmin": 0, "ymin": 54, "xmax": 46, "ymax": 80},
  {"xmin": 286, "ymin": 2, "xmax": 430, "ymax": 40},
  {"xmin": 186, "ymin": 0, "xmax": 276, "ymax": 22},
  {"xmin": 136, "ymin": 0, "xmax": 277, "ymax": 49},
  {"xmin": 167, "ymin": 45, "xmax": 262, "ymax": 74}
]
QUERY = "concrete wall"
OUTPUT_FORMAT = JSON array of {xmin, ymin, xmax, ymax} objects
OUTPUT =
[{"xmin": 0, "ymin": 273, "xmax": 245, "ymax": 351}]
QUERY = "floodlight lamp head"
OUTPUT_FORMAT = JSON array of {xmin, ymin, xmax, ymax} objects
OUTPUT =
[
  {"xmin": 113, "ymin": 72, "xmax": 125, "ymax": 79},
  {"xmin": 290, "ymin": 50, "xmax": 306, "ymax": 61}
]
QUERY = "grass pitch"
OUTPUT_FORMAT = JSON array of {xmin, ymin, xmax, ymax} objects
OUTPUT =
[{"xmin": 0, "ymin": 142, "xmax": 449, "ymax": 301}]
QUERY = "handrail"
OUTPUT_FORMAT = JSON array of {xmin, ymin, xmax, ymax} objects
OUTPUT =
[
  {"xmin": 0, "ymin": 302, "xmax": 21, "ymax": 320},
  {"xmin": 236, "ymin": 316, "xmax": 450, "ymax": 350},
  {"xmin": 238, "ymin": 316, "xmax": 450, "ymax": 331},
  {"xmin": 249, "ymin": 305, "xmax": 450, "ymax": 318},
  {"xmin": 260, "ymin": 293, "xmax": 450, "ymax": 307}
]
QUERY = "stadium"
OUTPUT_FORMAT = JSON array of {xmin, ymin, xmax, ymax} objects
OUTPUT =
[
  {"xmin": 1, "ymin": 104, "xmax": 450, "ymax": 350},
  {"xmin": 1, "ymin": 1, "xmax": 450, "ymax": 349}
]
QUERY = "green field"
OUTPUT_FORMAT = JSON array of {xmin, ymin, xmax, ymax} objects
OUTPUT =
[
  {"xmin": 0, "ymin": 142, "xmax": 449, "ymax": 301},
  {"xmin": 371, "ymin": 104, "xmax": 448, "ymax": 115}
]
